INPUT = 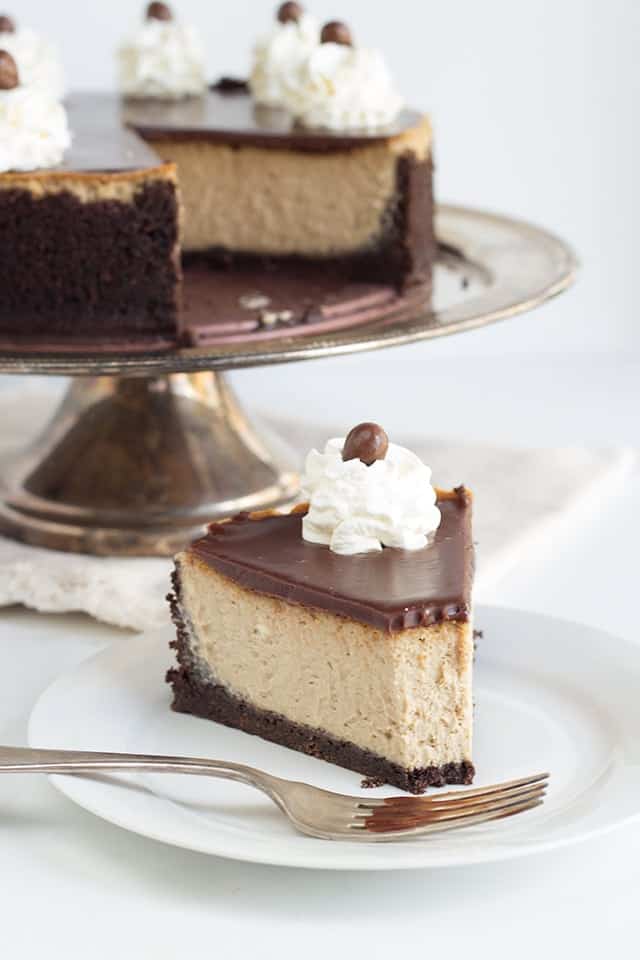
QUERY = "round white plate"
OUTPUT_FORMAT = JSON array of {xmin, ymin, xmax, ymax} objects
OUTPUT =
[{"xmin": 29, "ymin": 606, "xmax": 640, "ymax": 871}]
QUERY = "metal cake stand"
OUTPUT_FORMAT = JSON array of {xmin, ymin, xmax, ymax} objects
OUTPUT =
[{"xmin": 0, "ymin": 205, "xmax": 577, "ymax": 557}]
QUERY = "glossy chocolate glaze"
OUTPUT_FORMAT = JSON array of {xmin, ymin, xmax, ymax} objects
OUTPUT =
[
  {"xmin": 56, "ymin": 90, "xmax": 425, "ymax": 174},
  {"xmin": 123, "ymin": 87, "xmax": 424, "ymax": 152},
  {"xmin": 60, "ymin": 94, "xmax": 162, "ymax": 172},
  {"xmin": 187, "ymin": 491, "xmax": 474, "ymax": 633}
]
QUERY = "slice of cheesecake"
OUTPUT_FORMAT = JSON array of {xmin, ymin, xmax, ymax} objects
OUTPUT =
[{"xmin": 168, "ymin": 487, "xmax": 475, "ymax": 794}]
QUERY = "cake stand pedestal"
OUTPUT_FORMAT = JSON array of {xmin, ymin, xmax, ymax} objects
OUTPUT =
[
  {"xmin": 0, "ymin": 205, "xmax": 578, "ymax": 557},
  {"xmin": 0, "ymin": 372, "xmax": 298, "ymax": 556}
]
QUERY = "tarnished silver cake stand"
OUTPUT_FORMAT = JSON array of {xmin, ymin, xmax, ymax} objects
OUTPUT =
[{"xmin": 0, "ymin": 205, "xmax": 578, "ymax": 556}]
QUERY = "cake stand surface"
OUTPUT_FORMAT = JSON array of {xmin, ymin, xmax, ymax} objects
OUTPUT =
[{"xmin": 0, "ymin": 205, "xmax": 577, "ymax": 556}]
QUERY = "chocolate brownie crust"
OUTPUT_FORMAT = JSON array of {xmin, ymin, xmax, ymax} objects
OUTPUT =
[{"xmin": 0, "ymin": 180, "xmax": 181, "ymax": 340}]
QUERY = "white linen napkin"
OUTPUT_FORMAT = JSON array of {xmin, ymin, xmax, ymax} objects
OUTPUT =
[{"xmin": 0, "ymin": 385, "xmax": 635, "ymax": 632}]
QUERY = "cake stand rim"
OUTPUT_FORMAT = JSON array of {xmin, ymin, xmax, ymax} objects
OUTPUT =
[{"xmin": 0, "ymin": 203, "xmax": 579, "ymax": 377}]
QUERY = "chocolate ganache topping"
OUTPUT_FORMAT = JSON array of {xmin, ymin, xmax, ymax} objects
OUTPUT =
[{"xmin": 187, "ymin": 491, "xmax": 474, "ymax": 633}]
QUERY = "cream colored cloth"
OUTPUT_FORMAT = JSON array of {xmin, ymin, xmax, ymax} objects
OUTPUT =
[{"xmin": 0, "ymin": 384, "xmax": 635, "ymax": 632}]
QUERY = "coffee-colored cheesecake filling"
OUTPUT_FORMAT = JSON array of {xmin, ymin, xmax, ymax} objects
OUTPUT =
[
  {"xmin": 188, "ymin": 491, "xmax": 473, "ymax": 633},
  {"xmin": 149, "ymin": 129, "xmax": 429, "ymax": 256},
  {"xmin": 177, "ymin": 556, "xmax": 473, "ymax": 771},
  {"xmin": 123, "ymin": 89, "xmax": 432, "ymax": 257}
]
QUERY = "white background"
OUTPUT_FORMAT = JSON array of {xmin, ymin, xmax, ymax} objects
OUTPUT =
[{"xmin": 1, "ymin": 3, "xmax": 640, "ymax": 958}]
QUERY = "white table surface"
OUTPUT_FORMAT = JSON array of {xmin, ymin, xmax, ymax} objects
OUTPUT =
[{"xmin": 1, "ymin": 351, "xmax": 639, "ymax": 958}]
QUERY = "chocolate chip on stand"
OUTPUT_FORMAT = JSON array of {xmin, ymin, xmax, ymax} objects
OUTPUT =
[
  {"xmin": 277, "ymin": 2, "xmax": 303, "ymax": 24},
  {"xmin": 0, "ymin": 15, "xmax": 15, "ymax": 34},
  {"xmin": 0, "ymin": 49, "xmax": 18, "ymax": 90},
  {"xmin": 146, "ymin": 2, "xmax": 172, "ymax": 21},
  {"xmin": 342, "ymin": 423, "xmax": 389, "ymax": 466},
  {"xmin": 320, "ymin": 20, "xmax": 353, "ymax": 46}
]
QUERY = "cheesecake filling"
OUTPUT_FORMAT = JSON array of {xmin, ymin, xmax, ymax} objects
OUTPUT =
[
  {"xmin": 176, "ymin": 556, "xmax": 473, "ymax": 772},
  {"xmin": 151, "ymin": 121, "xmax": 431, "ymax": 257}
]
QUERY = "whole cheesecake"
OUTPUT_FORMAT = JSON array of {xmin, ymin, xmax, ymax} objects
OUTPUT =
[
  {"xmin": 0, "ymin": 6, "xmax": 435, "ymax": 351},
  {"xmin": 0, "ymin": 88, "xmax": 434, "ymax": 350},
  {"xmin": 168, "ymin": 426, "xmax": 475, "ymax": 794}
]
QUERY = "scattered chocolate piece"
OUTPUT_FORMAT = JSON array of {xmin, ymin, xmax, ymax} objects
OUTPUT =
[
  {"xmin": 0, "ymin": 48, "xmax": 18, "ymax": 90},
  {"xmin": 342, "ymin": 422, "xmax": 389, "ymax": 466},
  {"xmin": 361, "ymin": 775, "xmax": 386, "ymax": 790},
  {"xmin": 146, "ymin": 2, "xmax": 172, "ymax": 21},
  {"xmin": 0, "ymin": 14, "xmax": 15, "ymax": 33},
  {"xmin": 277, "ymin": 1, "xmax": 303, "ymax": 23},
  {"xmin": 211, "ymin": 76, "xmax": 250, "ymax": 94},
  {"xmin": 453, "ymin": 485, "xmax": 472, "ymax": 506},
  {"xmin": 320, "ymin": 20, "xmax": 353, "ymax": 46},
  {"xmin": 473, "ymin": 629, "xmax": 483, "ymax": 640}
]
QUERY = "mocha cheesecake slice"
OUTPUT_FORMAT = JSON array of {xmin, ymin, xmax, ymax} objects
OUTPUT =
[{"xmin": 168, "ymin": 424, "xmax": 475, "ymax": 794}]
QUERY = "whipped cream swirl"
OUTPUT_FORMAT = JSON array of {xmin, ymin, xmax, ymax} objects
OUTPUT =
[
  {"xmin": 301, "ymin": 438, "xmax": 441, "ymax": 555},
  {"xmin": 0, "ymin": 27, "xmax": 65, "ymax": 99},
  {"xmin": 250, "ymin": 13, "xmax": 319, "ymax": 108},
  {"xmin": 118, "ymin": 20, "xmax": 207, "ymax": 99},
  {"xmin": 0, "ymin": 86, "xmax": 71, "ymax": 172},
  {"xmin": 284, "ymin": 41, "xmax": 403, "ymax": 130}
]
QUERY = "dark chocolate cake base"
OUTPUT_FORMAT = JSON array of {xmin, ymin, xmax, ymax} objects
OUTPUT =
[
  {"xmin": 0, "ymin": 262, "xmax": 431, "ymax": 354},
  {"xmin": 0, "ymin": 181, "xmax": 180, "ymax": 342},
  {"xmin": 168, "ymin": 581, "xmax": 475, "ymax": 795}
]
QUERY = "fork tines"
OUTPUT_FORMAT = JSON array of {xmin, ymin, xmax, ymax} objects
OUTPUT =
[{"xmin": 355, "ymin": 772, "xmax": 549, "ymax": 836}]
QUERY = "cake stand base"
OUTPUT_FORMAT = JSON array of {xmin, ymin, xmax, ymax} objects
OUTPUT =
[{"xmin": 0, "ymin": 373, "xmax": 300, "ymax": 556}]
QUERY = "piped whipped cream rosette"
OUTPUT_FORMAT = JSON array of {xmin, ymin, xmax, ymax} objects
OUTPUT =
[
  {"xmin": 301, "ymin": 423, "xmax": 442, "ymax": 556},
  {"xmin": 284, "ymin": 20, "xmax": 404, "ymax": 130},
  {"xmin": 118, "ymin": 2, "xmax": 207, "ymax": 100},
  {"xmin": 0, "ymin": 50, "xmax": 71, "ymax": 173},
  {"xmin": 0, "ymin": 15, "xmax": 65, "ymax": 99},
  {"xmin": 250, "ymin": 2, "xmax": 320, "ymax": 108}
]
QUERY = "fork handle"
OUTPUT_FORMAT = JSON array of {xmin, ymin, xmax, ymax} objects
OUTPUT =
[{"xmin": 0, "ymin": 745, "xmax": 280, "ymax": 799}]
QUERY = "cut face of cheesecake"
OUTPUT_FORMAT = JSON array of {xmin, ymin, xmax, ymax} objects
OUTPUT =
[
  {"xmin": 124, "ymin": 89, "xmax": 435, "ymax": 290},
  {"xmin": 0, "ymin": 95, "xmax": 181, "ymax": 348},
  {"xmin": 0, "ymin": 86, "xmax": 434, "ymax": 351},
  {"xmin": 168, "ymin": 490, "xmax": 475, "ymax": 794},
  {"xmin": 0, "ymin": 84, "xmax": 434, "ymax": 350}
]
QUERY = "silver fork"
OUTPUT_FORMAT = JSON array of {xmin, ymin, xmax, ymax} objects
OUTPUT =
[{"xmin": 0, "ymin": 746, "xmax": 548, "ymax": 842}]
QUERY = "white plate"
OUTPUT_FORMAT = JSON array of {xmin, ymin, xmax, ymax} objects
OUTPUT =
[{"xmin": 29, "ymin": 606, "xmax": 640, "ymax": 871}]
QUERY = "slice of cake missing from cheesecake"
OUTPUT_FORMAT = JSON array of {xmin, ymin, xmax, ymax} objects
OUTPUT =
[{"xmin": 168, "ymin": 425, "xmax": 475, "ymax": 794}]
